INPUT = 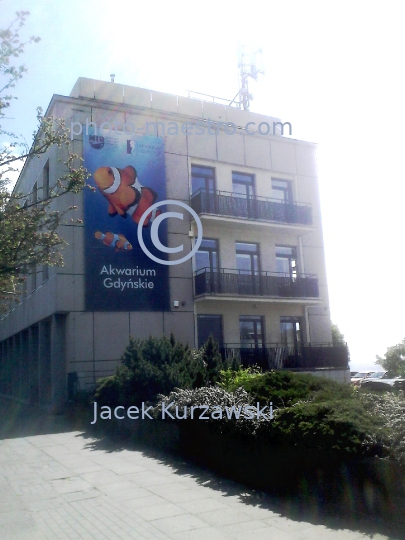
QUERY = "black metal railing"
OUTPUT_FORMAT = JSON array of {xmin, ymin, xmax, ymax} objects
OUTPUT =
[
  {"xmin": 190, "ymin": 189, "xmax": 312, "ymax": 225},
  {"xmin": 194, "ymin": 268, "xmax": 319, "ymax": 298},
  {"xmin": 221, "ymin": 343, "xmax": 349, "ymax": 371}
]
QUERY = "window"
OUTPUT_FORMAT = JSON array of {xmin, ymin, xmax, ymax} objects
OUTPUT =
[
  {"xmin": 43, "ymin": 264, "xmax": 49, "ymax": 283},
  {"xmin": 236, "ymin": 242, "xmax": 260, "ymax": 274},
  {"xmin": 280, "ymin": 317, "xmax": 301, "ymax": 351},
  {"xmin": 271, "ymin": 179, "xmax": 292, "ymax": 203},
  {"xmin": 232, "ymin": 172, "xmax": 255, "ymax": 198},
  {"xmin": 196, "ymin": 239, "xmax": 219, "ymax": 273},
  {"xmin": 43, "ymin": 161, "xmax": 50, "ymax": 200},
  {"xmin": 22, "ymin": 272, "xmax": 27, "ymax": 297},
  {"xmin": 232, "ymin": 172, "xmax": 255, "ymax": 218},
  {"xmin": 191, "ymin": 165, "xmax": 215, "ymax": 195},
  {"xmin": 276, "ymin": 246, "xmax": 297, "ymax": 279},
  {"xmin": 31, "ymin": 269, "xmax": 37, "ymax": 292},
  {"xmin": 32, "ymin": 182, "xmax": 38, "ymax": 205},
  {"xmin": 239, "ymin": 316, "xmax": 264, "ymax": 348},
  {"xmin": 195, "ymin": 239, "xmax": 219, "ymax": 294},
  {"xmin": 236, "ymin": 242, "xmax": 260, "ymax": 294},
  {"xmin": 191, "ymin": 165, "xmax": 216, "ymax": 213},
  {"xmin": 197, "ymin": 315, "xmax": 223, "ymax": 348}
]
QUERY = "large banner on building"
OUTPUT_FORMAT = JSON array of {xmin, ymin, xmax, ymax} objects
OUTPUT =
[{"xmin": 83, "ymin": 134, "xmax": 170, "ymax": 311}]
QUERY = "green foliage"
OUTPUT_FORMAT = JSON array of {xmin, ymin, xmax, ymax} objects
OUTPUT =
[
  {"xmin": 376, "ymin": 338, "xmax": 405, "ymax": 377},
  {"xmin": 360, "ymin": 391, "xmax": 405, "ymax": 466},
  {"xmin": 153, "ymin": 383, "xmax": 386, "ymax": 460},
  {"xmin": 269, "ymin": 398, "xmax": 384, "ymax": 456},
  {"xmin": 200, "ymin": 335, "xmax": 224, "ymax": 384},
  {"xmin": 96, "ymin": 349, "xmax": 405, "ymax": 466},
  {"xmin": 219, "ymin": 368, "xmax": 353, "ymax": 408},
  {"xmin": 95, "ymin": 334, "xmax": 208, "ymax": 406},
  {"xmin": 0, "ymin": 10, "xmax": 88, "ymax": 311},
  {"xmin": 218, "ymin": 365, "xmax": 261, "ymax": 392},
  {"xmin": 331, "ymin": 322, "xmax": 346, "ymax": 346},
  {"xmin": 94, "ymin": 376, "xmax": 122, "ymax": 408}
]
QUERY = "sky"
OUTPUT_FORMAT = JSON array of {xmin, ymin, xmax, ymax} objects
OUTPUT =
[{"xmin": 1, "ymin": 0, "xmax": 404, "ymax": 371}]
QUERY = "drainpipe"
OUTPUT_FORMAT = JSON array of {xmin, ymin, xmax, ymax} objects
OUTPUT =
[
  {"xmin": 304, "ymin": 305, "xmax": 311, "ymax": 344},
  {"xmin": 298, "ymin": 234, "xmax": 310, "ymax": 344}
]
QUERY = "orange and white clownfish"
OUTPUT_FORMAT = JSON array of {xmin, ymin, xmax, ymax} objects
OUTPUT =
[
  {"xmin": 93, "ymin": 165, "xmax": 161, "ymax": 227},
  {"xmin": 94, "ymin": 231, "xmax": 133, "ymax": 252}
]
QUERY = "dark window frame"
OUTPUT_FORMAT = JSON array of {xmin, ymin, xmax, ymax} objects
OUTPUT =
[
  {"xmin": 191, "ymin": 165, "xmax": 216, "ymax": 195},
  {"xmin": 195, "ymin": 238, "xmax": 220, "ymax": 273},
  {"xmin": 197, "ymin": 314, "xmax": 224, "ymax": 348},
  {"xmin": 280, "ymin": 316, "xmax": 302, "ymax": 351},
  {"xmin": 239, "ymin": 315, "xmax": 265, "ymax": 348},
  {"xmin": 32, "ymin": 182, "xmax": 38, "ymax": 205},
  {"xmin": 236, "ymin": 241, "xmax": 261, "ymax": 275},
  {"xmin": 276, "ymin": 245, "xmax": 298, "ymax": 279},
  {"xmin": 43, "ymin": 160, "xmax": 50, "ymax": 200},
  {"xmin": 271, "ymin": 178, "xmax": 293, "ymax": 204},
  {"xmin": 232, "ymin": 171, "xmax": 256, "ymax": 199}
]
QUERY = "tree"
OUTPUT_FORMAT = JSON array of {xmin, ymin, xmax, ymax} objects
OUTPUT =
[
  {"xmin": 376, "ymin": 338, "xmax": 405, "ymax": 377},
  {"xmin": 201, "ymin": 334, "xmax": 224, "ymax": 384},
  {"xmin": 0, "ymin": 9, "xmax": 88, "ymax": 312},
  {"xmin": 331, "ymin": 322, "xmax": 346, "ymax": 346}
]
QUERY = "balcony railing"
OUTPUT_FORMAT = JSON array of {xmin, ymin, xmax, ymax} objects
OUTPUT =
[
  {"xmin": 221, "ymin": 343, "xmax": 349, "ymax": 371},
  {"xmin": 194, "ymin": 268, "xmax": 319, "ymax": 298},
  {"xmin": 190, "ymin": 189, "xmax": 312, "ymax": 225}
]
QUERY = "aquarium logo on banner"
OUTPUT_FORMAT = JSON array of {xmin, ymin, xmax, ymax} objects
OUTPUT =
[{"xmin": 84, "ymin": 134, "xmax": 176, "ymax": 311}]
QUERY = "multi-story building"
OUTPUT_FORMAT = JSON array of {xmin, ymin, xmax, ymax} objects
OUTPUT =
[{"xmin": 0, "ymin": 78, "xmax": 349, "ymax": 411}]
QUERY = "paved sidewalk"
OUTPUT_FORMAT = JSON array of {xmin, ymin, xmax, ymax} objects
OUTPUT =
[{"xmin": 0, "ymin": 400, "xmax": 401, "ymax": 540}]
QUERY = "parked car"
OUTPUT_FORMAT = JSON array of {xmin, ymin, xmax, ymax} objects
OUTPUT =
[
  {"xmin": 351, "ymin": 371, "xmax": 375, "ymax": 386},
  {"xmin": 359, "ymin": 371, "xmax": 405, "ymax": 391}
]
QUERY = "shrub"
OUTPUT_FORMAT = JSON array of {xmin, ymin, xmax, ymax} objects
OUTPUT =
[
  {"xmin": 218, "ymin": 365, "xmax": 262, "ymax": 392},
  {"xmin": 153, "ymin": 385, "xmax": 267, "ymax": 439},
  {"xmin": 95, "ymin": 334, "xmax": 212, "ymax": 407},
  {"xmin": 153, "ymin": 383, "xmax": 386, "ymax": 461},
  {"xmin": 360, "ymin": 391, "xmax": 405, "ymax": 466},
  {"xmin": 219, "ymin": 368, "xmax": 353, "ymax": 408},
  {"xmin": 94, "ymin": 376, "xmax": 121, "ymax": 407},
  {"xmin": 268, "ymin": 398, "xmax": 385, "ymax": 457},
  {"xmin": 200, "ymin": 335, "xmax": 224, "ymax": 384}
]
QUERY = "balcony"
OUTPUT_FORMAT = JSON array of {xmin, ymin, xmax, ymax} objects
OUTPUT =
[
  {"xmin": 221, "ymin": 344, "xmax": 349, "ymax": 371},
  {"xmin": 190, "ymin": 189, "xmax": 312, "ymax": 226},
  {"xmin": 194, "ymin": 268, "xmax": 319, "ymax": 299}
]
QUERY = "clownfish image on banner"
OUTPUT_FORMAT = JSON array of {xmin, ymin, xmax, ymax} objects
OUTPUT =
[
  {"xmin": 94, "ymin": 231, "xmax": 133, "ymax": 252},
  {"xmin": 93, "ymin": 165, "xmax": 162, "ymax": 227}
]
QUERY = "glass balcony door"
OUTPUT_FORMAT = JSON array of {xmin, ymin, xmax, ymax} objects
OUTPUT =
[
  {"xmin": 271, "ymin": 179, "xmax": 292, "ymax": 204},
  {"xmin": 197, "ymin": 315, "xmax": 223, "ymax": 348},
  {"xmin": 191, "ymin": 165, "xmax": 216, "ymax": 213},
  {"xmin": 280, "ymin": 317, "xmax": 302, "ymax": 354},
  {"xmin": 232, "ymin": 172, "xmax": 255, "ymax": 218},
  {"xmin": 236, "ymin": 242, "xmax": 260, "ymax": 294},
  {"xmin": 276, "ymin": 246, "xmax": 298, "ymax": 279},
  {"xmin": 240, "ymin": 316, "xmax": 264, "ymax": 348},
  {"xmin": 195, "ymin": 239, "xmax": 220, "ymax": 293}
]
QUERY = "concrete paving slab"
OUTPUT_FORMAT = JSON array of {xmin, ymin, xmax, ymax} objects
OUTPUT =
[{"xmin": 0, "ymin": 398, "xmax": 403, "ymax": 540}]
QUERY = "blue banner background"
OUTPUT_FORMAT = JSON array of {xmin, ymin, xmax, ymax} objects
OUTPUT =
[{"xmin": 83, "ymin": 134, "xmax": 170, "ymax": 311}]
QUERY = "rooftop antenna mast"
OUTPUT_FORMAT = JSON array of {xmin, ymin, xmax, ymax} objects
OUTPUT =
[{"xmin": 236, "ymin": 44, "xmax": 264, "ymax": 110}]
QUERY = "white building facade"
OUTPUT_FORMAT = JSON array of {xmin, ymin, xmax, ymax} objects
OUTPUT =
[{"xmin": 0, "ymin": 78, "xmax": 349, "ymax": 411}]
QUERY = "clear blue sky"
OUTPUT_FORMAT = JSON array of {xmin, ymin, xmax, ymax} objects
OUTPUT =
[{"xmin": 2, "ymin": 0, "xmax": 405, "ymax": 370}]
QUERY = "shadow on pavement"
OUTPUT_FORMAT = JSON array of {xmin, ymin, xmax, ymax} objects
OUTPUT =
[
  {"xmin": 78, "ymin": 422, "xmax": 405, "ymax": 540},
  {"xmin": 1, "ymin": 397, "xmax": 403, "ymax": 540},
  {"xmin": 0, "ymin": 397, "xmax": 84, "ymax": 439}
]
